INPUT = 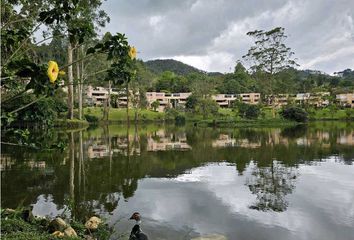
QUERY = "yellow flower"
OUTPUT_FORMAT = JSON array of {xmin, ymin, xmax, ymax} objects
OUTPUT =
[
  {"xmin": 47, "ymin": 61, "xmax": 59, "ymax": 83},
  {"xmin": 128, "ymin": 46, "xmax": 137, "ymax": 60}
]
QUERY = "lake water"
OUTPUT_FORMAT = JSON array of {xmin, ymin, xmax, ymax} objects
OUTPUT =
[{"xmin": 1, "ymin": 122, "xmax": 354, "ymax": 240}]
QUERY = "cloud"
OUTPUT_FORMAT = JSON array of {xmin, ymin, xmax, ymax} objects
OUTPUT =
[{"xmin": 102, "ymin": 0, "xmax": 354, "ymax": 74}]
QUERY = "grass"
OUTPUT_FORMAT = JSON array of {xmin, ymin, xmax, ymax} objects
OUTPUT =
[
  {"xmin": 54, "ymin": 119, "xmax": 89, "ymax": 129},
  {"xmin": 77, "ymin": 107, "xmax": 354, "ymax": 128},
  {"xmin": 1, "ymin": 208, "xmax": 112, "ymax": 240},
  {"xmin": 308, "ymin": 108, "xmax": 354, "ymax": 120},
  {"xmin": 83, "ymin": 107, "xmax": 166, "ymax": 122}
]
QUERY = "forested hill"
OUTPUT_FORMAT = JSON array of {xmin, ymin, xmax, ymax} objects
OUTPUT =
[{"xmin": 145, "ymin": 59, "xmax": 207, "ymax": 76}]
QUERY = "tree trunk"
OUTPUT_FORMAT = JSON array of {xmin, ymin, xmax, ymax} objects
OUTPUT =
[
  {"xmin": 77, "ymin": 46, "xmax": 85, "ymax": 120},
  {"xmin": 69, "ymin": 132, "xmax": 75, "ymax": 214},
  {"xmin": 126, "ymin": 82, "xmax": 130, "ymax": 126},
  {"xmin": 134, "ymin": 109, "xmax": 138, "ymax": 125},
  {"xmin": 107, "ymin": 80, "xmax": 111, "ymax": 121},
  {"xmin": 67, "ymin": 43, "xmax": 74, "ymax": 119},
  {"xmin": 76, "ymin": 47, "xmax": 82, "ymax": 120}
]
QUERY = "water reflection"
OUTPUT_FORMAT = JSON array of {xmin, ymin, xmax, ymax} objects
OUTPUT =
[
  {"xmin": 1, "ymin": 122, "xmax": 354, "ymax": 239},
  {"xmin": 246, "ymin": 161, "xmax": 298, "ymax": 212}
]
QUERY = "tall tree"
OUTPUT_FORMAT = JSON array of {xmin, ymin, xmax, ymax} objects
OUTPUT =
[
  {"xmin": 242, "ymin": 27, "xmax": 298, "ymax": 115},
  {"xmin": 39, "ymin": 0, "xmax": 109, "ymax": 119}
]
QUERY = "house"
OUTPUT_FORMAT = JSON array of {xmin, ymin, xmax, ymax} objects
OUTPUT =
[
  {"xmin": 294, "ymin": 92, "xmax": 330, "ymax": 107},
  {"xmin": 146, "ymin": 92, "xmax": 192, "ymax": 112},
  {"xmin": 336, "ymin": 93, "xmax": 354, "ymax": 108},
  {"xmin": 212, "ymin": 93, "xmax": 261, "ymax": 107},
  {"xmin": 86, "ymin": 85, "xmax": 134, "ymax": 107}
]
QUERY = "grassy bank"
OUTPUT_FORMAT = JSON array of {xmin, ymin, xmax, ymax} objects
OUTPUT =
[
  {"xmin": 1, "ymin": 208, "xmax": 111, "ymax": 240},
  {"xmin": 81, "ymin": 107, "xmax": 354, "ymax": 126},
  {"xmin": 83, "ymin": 107, "xmax": 168, "ymax": 122},
  {"xmin": 53, "ymin": 119, "xmax": 89, "ymax": 130}
]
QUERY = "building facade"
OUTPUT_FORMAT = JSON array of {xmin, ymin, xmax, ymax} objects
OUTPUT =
[
  {"xmin": 212, "ymin": 93, "xmax": 261, "ymax": 108},
  {"xmin": 146, "ymin": 92, "xmax": 192, "ymax": 112},
  {"xmin": 336, "ymin": 93, "xmax": 354, "ymax": 108}
]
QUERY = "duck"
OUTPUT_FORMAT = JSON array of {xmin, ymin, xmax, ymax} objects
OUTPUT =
[{"xmin": 129, "ymin": 212, "xmax": 149, "ymax": 240}]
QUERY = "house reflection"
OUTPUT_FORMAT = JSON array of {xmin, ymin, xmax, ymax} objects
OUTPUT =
[
  {"xmin": 86, "ymin": 129, "xmax": 191, "ymax": 158},
  {"xmin": 88, "ymin": 145, "xmax": 110, "ymax": 158},
  {"xmin": 211, "ymin": 128, "xmax": 354, "ymax": 150},
  {"xmin": 147, "ymin": 130, "xmax": 191, "ymax": 152},
  {"xmin": 337, "ymin": 132, "xmax": 354, "ymax": 146}
]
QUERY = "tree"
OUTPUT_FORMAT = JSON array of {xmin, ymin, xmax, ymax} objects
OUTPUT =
[
  {"xmin": 39, "ymin": 0, "xmax": 109, "ymax": 119},
  {"xmin": 243, "ymin": 27, "xmax": 298, "ymax": 117},
  {"xmin": 243, "ymin": 27, "xmax": 298, "ymax": 76},
  {"xmin": 151, "ymin": 100, "xmax": 160, "ymax": 111},
  {"xmin": 217, "ymin": 62, "xmax": 257, "ymax": 94},
  {"xmin": 235, "ymin": 102, "xmax": 260, "ymax": 119},
  {"xmin": 185, "ymin": 94, "xmax": 198, "ymax": 110},
  {"xmin": 280, "ymin": 106, "xmax": 308, "ymax": 122},
  {"xmin": 247, "ymin": 162, "xmax": 298, "ymax": 212},
  {"xmin": 195, "ymin": 98, "xmax": 219, "ymax": 119},
  {"xmin": 189, "ymin": 73, "xmax": 216, "ymax": 98}
]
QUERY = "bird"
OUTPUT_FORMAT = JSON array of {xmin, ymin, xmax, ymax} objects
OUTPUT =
[{"xmin": 129, "ymin": 212, "xmax": 149, "ymax": 240}]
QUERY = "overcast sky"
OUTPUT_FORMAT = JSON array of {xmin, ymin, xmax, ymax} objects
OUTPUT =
[{"xmin": 101, "ymin": 0, "xmax": 354, "ymax": 74}]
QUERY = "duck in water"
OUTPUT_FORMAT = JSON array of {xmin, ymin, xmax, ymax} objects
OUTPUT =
[{"xmin": 129, "ymin": 212, "xmax": 148, "ymax": 240}]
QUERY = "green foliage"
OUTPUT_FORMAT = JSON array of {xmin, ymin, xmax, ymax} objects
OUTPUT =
[
  {"xmin": 175, "ymin": 115, "xmax": 186, "ymax": 125},
  {"xmin": 217, "ymin": 62, "xmax": 257, "ymax": 94},
  {"xmin": 145, "ymin": 59, "xmax": 205, "ymax": 76},
  {"xmin": 85, "ymin": 114, "xmax": 99, "ymax": 123},
  {"xmin": 281, "ymin": 106, "xmax": 308, "ymax": 122},
  {"xmin": 195, "ymin": 98, "xmax": 219, "ymax": 119},
  {"xmin": 86, "ymin": 33, "xmax": 134, "ymax": 86},
  {"xmin": 151, "ymin": 100, "xmax": 160, "ymax": 111},
  {"xmin": 243, "ymin": 27, "xmax": 298, "ymax": 74},
  {"xmin": 186, "ymin": 94, "xmax": 198, "ymax": 110},
  {"xmin": 236, "ymin": 103, "xmax": 260, "ymax": 119},
  {"xmin": 155, "ymin": 71, "xmax": 190, "ymax": 92},
  {"xmin": 1, "ymin": 209, "xmax": 112, "ymax": 240}
]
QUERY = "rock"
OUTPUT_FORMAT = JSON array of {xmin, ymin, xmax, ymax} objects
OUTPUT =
[
  {"xmin": 21, "ymin": 208, "xmax": 34, "ymax": 222},
  {"xmin": 49, "ymin": 217, "xmax": 68, "ymax": 232},
  {"xmin": 52, "ymin": 231, "xmax": 65, "ymax": 238},
  {"xmin": 64, "ymin": 226, "xmax": 78, "ymax": 237},
  {"xmin": 191, "ymin": 234, "xmax": 228, "ymax": 240},
  {"xmin": 2, "ymin": 208, "xmax": 16, "ymax": 216},
  {"xmin": 85, "ymin": 216, "xmax": 102, "ymax": 231},
  {"xmin": 84, "ymin": 235, "xmax": 97, "ymax": 240}
]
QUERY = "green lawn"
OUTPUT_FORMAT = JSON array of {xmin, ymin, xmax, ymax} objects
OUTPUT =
[
  {"xmin": 82, "ymin": 106, "xmax": 354, "ymax": 124},
  {"xmin": 308, "ymin": 108, "xmax": 353, "ymax": 120},
  {"xmin": 84, "ymin": 107, "xmax": 166, "ymax": 122}
]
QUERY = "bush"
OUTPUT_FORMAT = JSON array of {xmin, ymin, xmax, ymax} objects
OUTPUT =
[
  {"xmin": 185, "ymin": 94, "xmax": 198, "ymax": 110},
  {"xmin": 175, "ymin": 115, "xmax": 186, "ymax": 125},
  {"xmin": 195, "ymin": 98, "xmax": 219, "ymax": 119},
  {"xmin": 280, "ymin": 106, "xmax": 308, "ymax": 122},
  {"xmin": 237, "ymin": 103, "xmax": 260, "ymax": 119},
  {"xmin": 85, "ymin": 114, "xmax": 99, "ymax": 123}
]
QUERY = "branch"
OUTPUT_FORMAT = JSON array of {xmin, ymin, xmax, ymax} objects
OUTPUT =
[
  {"xmin": 84, "ymin": 67, "xmax": 111, "ymax": 78},
  {"xmin": 1, "ymin": 89, "xmax": 29, "ymax": 104},
  {"xmin": 9, "ymin": 95, "xmax": 46, "ymax": 115},
  {"xmin": 3, "ymin": 16, "xmax": 49, "ymax": 66}
]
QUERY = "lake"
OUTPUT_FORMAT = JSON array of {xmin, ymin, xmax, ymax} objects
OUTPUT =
[{"xmin": 1, "ymin": 122, "xmax": 354, "ymax": 240}]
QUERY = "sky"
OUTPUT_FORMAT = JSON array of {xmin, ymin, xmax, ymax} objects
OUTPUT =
[{"xmin": 101, "ymin": 0, "xmax": 354, "ymax": 74}]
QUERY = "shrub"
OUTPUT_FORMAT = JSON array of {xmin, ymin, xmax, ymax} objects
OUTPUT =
[
  {"xmin": 175, "ymin": 115, "xmax": 186, "ymax": 125},
  {"xmin": 185, "ymin": 94, "xmax": 198, "ymax": 110},
  {"xmin": 280, "ymin": 106, "xmax": 308, "ymax": 122},
  {"xmin": 237, "ymin": 103, "xmax": 260, "ymax": 119},
  {"xmin": 85, "ymin": 114, "xmax": 99, "ymax": 123},
  {"xmin": 151, "ymin": 100, "xmax": 160, "ymax": 111}
]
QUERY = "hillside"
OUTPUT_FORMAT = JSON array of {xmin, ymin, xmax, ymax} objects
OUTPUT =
[{"xmin": 145, "ymin": 59, "xmax": 206, "ymax": 76}]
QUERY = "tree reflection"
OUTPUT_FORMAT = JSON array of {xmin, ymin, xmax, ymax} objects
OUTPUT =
[{"xmin": 246, "ymin": 161, "xmax": 298, "ymax": 212}]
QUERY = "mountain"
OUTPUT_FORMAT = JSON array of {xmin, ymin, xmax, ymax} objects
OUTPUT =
[{"xmin": 145, "ymin": 59, "xmax": 206, "ymax": 76}]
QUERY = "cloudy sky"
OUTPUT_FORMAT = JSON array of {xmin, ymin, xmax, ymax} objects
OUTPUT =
[{"xmin": 101, "ymin": 0, "xmax": 354, "ymax": 74}]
